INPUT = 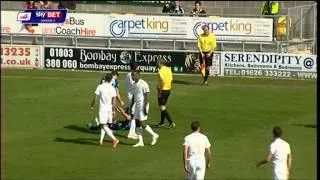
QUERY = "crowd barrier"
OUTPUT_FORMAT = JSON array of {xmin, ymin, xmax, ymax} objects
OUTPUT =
[{"xmin": 1, "ymin": 44, "xmax": 317, "ymax": 80}]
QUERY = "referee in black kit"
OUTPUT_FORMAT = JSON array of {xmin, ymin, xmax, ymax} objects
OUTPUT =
[{"xmin": 156, "ymin": 58, "xmax": 175, "ymax": 128}]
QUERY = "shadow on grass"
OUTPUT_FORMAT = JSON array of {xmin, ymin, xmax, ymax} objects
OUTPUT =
[
  {"xmin": 150, "ymin": 123, "xmax": 176, "ymax": 130},
  {"xmin": 64, "ymin": 125, "xmax": 99, "ymax": 134},
  {"xmin": 54, "ymin": 137, "xmax": 133, "ymax": 146},
  {"xmin": 173, "ymin": 80, "xmax": 201, "ymax": 86},
  {"xmin": 64, "ymin": 125, "xmax": 130, "ymax": 139},
  {"xmin": 292, "ymin": 123, "xmax": 317, "ymax": 128}
]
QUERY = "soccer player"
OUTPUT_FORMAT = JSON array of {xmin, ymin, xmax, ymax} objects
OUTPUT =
[
  {"xmin": 183, "ymin": 121, "xmax": 212, "ymax": 180},
  {"xmin": 111, "ymin": 70, "xmax": 125, "ymax": 107},
  {"xmin": 90, "ymin": 73, "xmax": 119, "ymax": 148},
  {"xmin": 126, "ymin": 63, "xmax": 139, "ymax": 139},
  {"xmin": 256, "ymin": 126, "xmax": 292, "ymax": 180},
  {"xmin": 156, "ymin": 58, "xmax": 175, "ymax": 128},
  {"xmin": 130, "ymin": 70, "xmax": 159, "ymax": 147},
  {"xmin": 197, "ymin": 24, "xmax": 217, "ymax": 85}
]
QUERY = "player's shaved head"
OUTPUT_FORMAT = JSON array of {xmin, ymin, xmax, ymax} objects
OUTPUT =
[{"xmin": 191, "ymin": 121, "xmax": 200, "ymax": 132}]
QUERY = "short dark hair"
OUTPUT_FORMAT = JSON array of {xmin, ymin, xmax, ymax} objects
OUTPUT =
[
  {"xmin": 191, "ymin": 121, "xmax": 200, "ymax": 131},
  {"xmin": 202, "ymin": 24, "xmax": 209, "ymax": 30},
  {"xmin": 111, "ymin": 70, "xmax": 119, "ymax": 77},
  {"xmin": 130, "ymin": 63, "xmax": 139, "ymax": 71},
  {"xmin": 104, "ymin": 73, "xmax": 113, "ymax": 82},
  {"xmin": 195, "ymin": 1, "xmax": 201, "ymax": 6},
  {"xmin": 273, "ymin": 126, "xmax": 282, "ymax": 138}
]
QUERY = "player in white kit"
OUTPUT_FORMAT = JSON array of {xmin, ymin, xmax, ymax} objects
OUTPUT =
[
  {"xmin": 130, "ymin": 70, "xmax": 159, "ymax": 147},
  {"xmin": 126, "ymin": 63, "xmax": 139, "ymax": 139},
  {"xmin": 256, "ymin": 126, "xmax": 292, "ymax": 180},
  {"xmin": 183, "ymin": 121, "xmax": 212, "ymax": 180},
  {"xmin": 90, "ymin": 73, "xmax": 120, "ymax": 148}
]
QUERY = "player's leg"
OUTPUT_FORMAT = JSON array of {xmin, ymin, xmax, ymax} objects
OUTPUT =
[
  {"xmin": 199, "ymin": 52, "xmax": 206, "ymax": 83},
  {"xmin": 194, "ymin": 158, "xmax": 206, "ymax": 180},
  {"xmin": 98, "ymin": 124, "xmax": 105, "ymax": 146},
  {"xmin": 101, "ymin": 109, "xmax": 119, "ymax": 148},
  {"xmin": 133, "ymin": 119, "xmax": 144, "ymax": 147},
  {"xmin": 127, "ymin": 103, "xmax": 138, "ymax": 139},
  {"xmin": 186, "ymin": 160, "xmax": 196, "ymax": 180},
  {"xmin": 127, "ymin": 118, "xmax": 138, "ymax": 139},
  {"xmin": 157, "ymin": 91, "xmax": 166, "ymax": 127},
  {"xmin": 141, "ymin": 120, "xmax": 159, "ymax": 146},
  {"xmin": 158, "ymin": 91, "xmax": 174, "ymax": 127},
  {"xmin": 203, "ymin": 53, "xmax": 211, "ymax": 85},
  {"xmin": 163, "ymin": 90, "xmax": 175, "ymax": 128}
]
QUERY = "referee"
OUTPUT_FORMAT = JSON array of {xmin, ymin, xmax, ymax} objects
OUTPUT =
[
  {"xmin": 156, "ymin": 58, "xmax": 175, "ymax": 128},
  {"xmin": 198, "ymin": 24, "xmax": 217, "ymax": 85}
]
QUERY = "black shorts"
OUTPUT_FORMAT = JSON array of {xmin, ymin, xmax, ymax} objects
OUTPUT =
[
  {"xmin": 158, "ymin": 90, "xmax": 171, "ymax": 106},
  {"xmin": 199, "ymin": 52, "xmax": 213, "ymax": 68}
]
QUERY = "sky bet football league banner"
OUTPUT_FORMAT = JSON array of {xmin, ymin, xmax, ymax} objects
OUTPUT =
[
  {"xmin": 43, "ymin": 46, "xmax": 222, "ymax": 74},
  {"xmin": 2, "ymin": 10, "xmax": 103, "ymax": 36},
  {"xmin": 17, "ymin": 9, "xmax": 67, "ymax": 24},
  {"xmin": 1, "ymin": 10, "xmax": 273, "ymax": 41}
]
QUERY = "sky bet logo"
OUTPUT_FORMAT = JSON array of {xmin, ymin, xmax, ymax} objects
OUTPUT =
[
  {"xmin": 109, "ymin": 18, "xmax": 169, "ymax": 37},
  {"xmin": 17, "ymin": 9, "xmax": 67, "ymax": 24}
]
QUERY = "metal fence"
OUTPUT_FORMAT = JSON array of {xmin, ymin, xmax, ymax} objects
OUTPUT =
[{"xmin": 287, "ymin": 3, "xmax": 317, "ymax": 53}]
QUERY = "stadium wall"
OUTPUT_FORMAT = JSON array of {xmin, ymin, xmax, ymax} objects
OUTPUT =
[{"xmin": 0, "ymin": 1, "xmax": 316, "ymax": 16}]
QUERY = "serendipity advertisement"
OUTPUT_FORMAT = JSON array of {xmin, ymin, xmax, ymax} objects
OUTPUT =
[{"xmin": 221, "ymin": 52, "xmax": 317, "ymax": 79}]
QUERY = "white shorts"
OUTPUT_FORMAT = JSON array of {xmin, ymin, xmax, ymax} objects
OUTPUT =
[
  {"xmin": 186, "ymin": 157, "xmax": 206, "ymax": 180},
  {"xmin": 133, "ymin": 103, "xmax": 149, "ymax": 121},
  {"xmin": 273, "ymin": 168, "xmax": 289, "ymax": 180},
  {"xmin": 99, "ymin": 109, "xmax": 113, "ymax": 124}
]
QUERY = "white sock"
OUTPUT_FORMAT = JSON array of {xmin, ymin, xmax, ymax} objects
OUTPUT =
[
  {"xmin": 103, "ymin": 125, "xmax": 116, "ymax": 140},
  {"xmin": 99, "ymin": 128, "xmax": 105, "ymax": 144},
  {"xmin": 145, "ymin": 125, "xmax": 157, "ymax": 136},
  {"xmin": 136, "ymin": 127, "xmax": 143, "ymax": 144},
  {"xmin": 128, "ymin": 120, "xmax": 137, "ymax": 136}
]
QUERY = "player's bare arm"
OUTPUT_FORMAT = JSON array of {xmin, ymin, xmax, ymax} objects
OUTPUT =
[
  {"xmin": 183, "ymin": 145, "xmax": 189, "ymax": 173},
  {"xmin": 90, "ymin": 94, "xmax": 97, "ymax": 109},
  {"xmin": 116, "ymin": 90, "xmax": 125, "ymax": 106},
  {"xmin": 129, "ymin": 95, "xmax": 135, "ymax": 115},
  {"xmin": 143, "ymin": 92, "xmax": 148, "ymax": 115},
  {"xmin": 112, "ymin": 96, "xmax": 117, "ymax": 118},
  {"xmin": 287, "ymin": 153, "xmax": 292, "ymax": 176},
  {"xmin": 205, "ymin": 147, "xmax": 212, "ymax": 168},
  {"xmin": 116, "ymin": 105, "xmax": 132, "ymax": 120},
  {"xmin": 256, "ymin": 153, "xmax": 272, "ymax": 167},
  {"xmin": 198, "ymin": 42, "xmax": 204, "ymax": 58}
]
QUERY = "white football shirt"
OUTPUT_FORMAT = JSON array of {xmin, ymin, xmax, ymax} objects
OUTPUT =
[
  {"xmin": 183, "ymin": 132, "xmax": 211, "ymax": 159},
  {"xmin": 94, "ymin": 82, "xmax": 117, "ymax": 110},
  {"xmin": 132, "ymin": 79, "xmax": 150, "ymax": 109},
  {"xmin": 270, "ymin": 138, "xmax": 291, "ymax": 170}
]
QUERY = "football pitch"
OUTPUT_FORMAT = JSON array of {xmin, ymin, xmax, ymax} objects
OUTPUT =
[{"xmin": 2, "ymin": 69, "xmax": 317, "ymax": 180}]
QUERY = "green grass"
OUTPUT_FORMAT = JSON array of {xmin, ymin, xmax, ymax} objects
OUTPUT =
[{"xmin": 3, "ymin": 69, "xmax": 317, "ymax": 180}]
